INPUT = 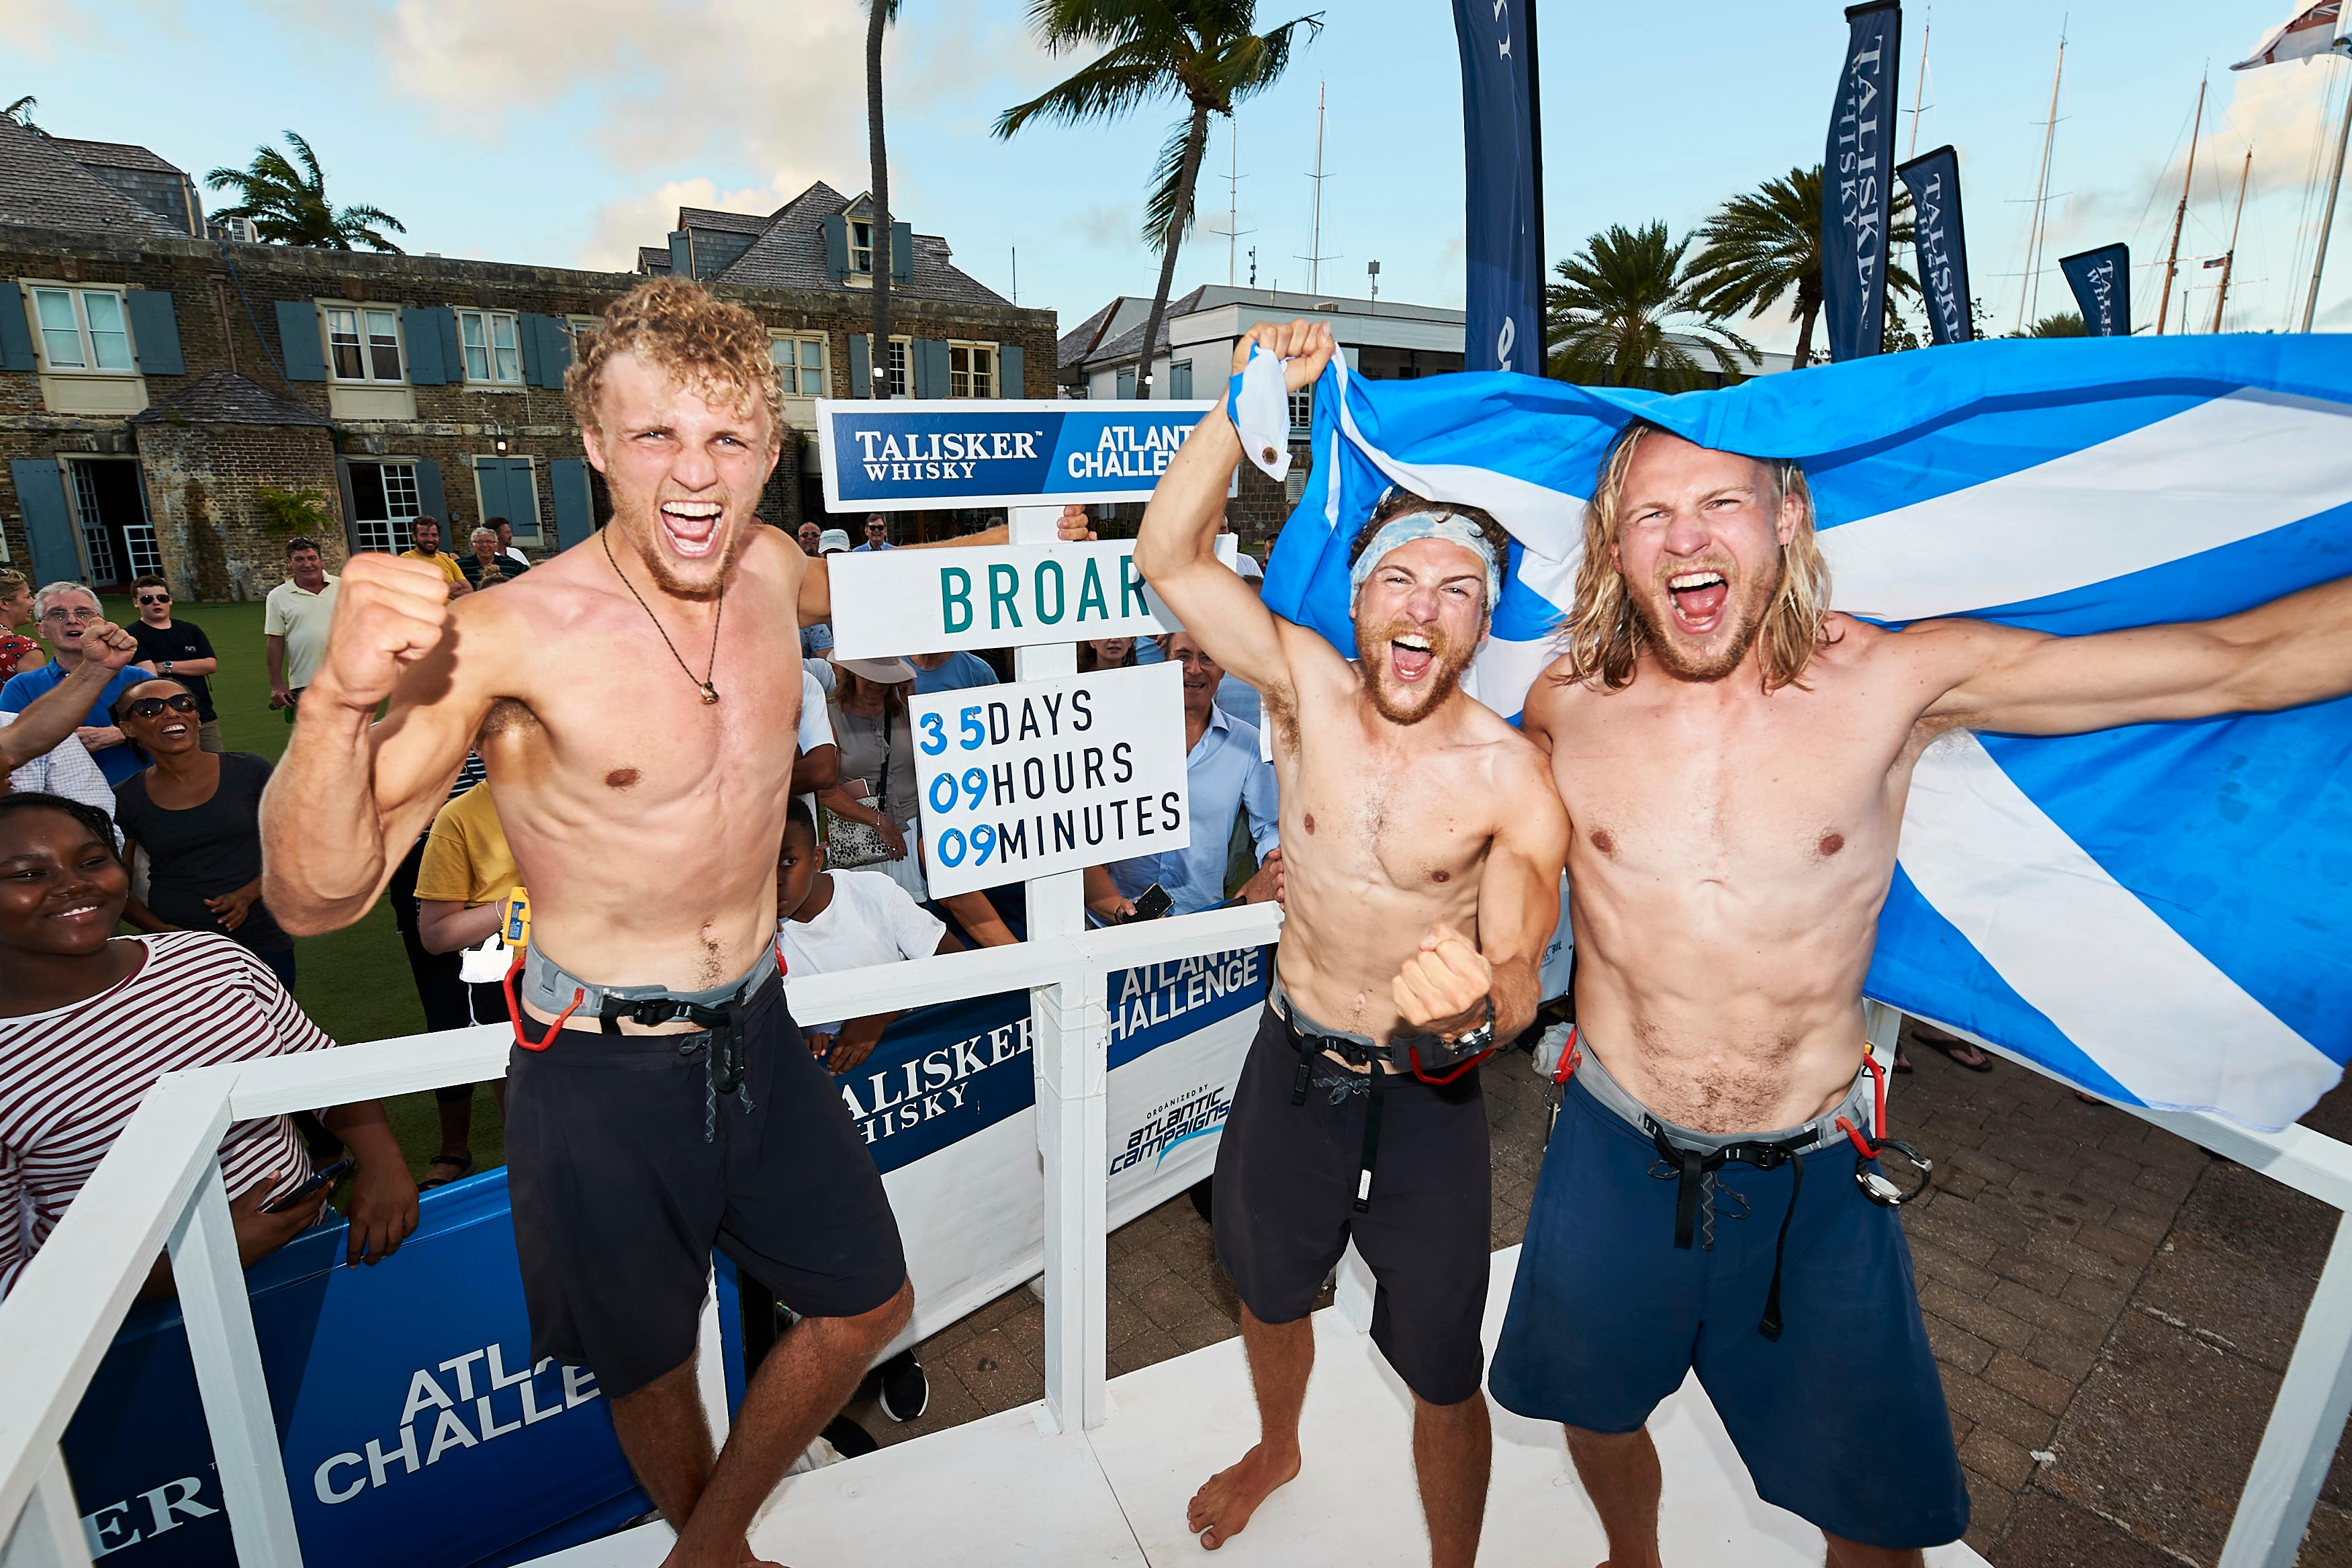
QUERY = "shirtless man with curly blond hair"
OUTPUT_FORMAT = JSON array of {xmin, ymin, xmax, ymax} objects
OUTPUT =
[{"xmin": 264, "ymin": 278, "xmax": 1030, "ymax": 1567}]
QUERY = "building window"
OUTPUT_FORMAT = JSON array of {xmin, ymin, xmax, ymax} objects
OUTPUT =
[
  {"xmin": 30, "ymin": 287, "xmax": 134, "ymax": 373},
  {"xmin": 864, "ymin": 335, "xmax": 909, "ymax": 397},
  {"xmin": 348, "ymin": 460, "xmax": 423, "ymax": 555},
  {"xmin": 325, "ymin": 306, "xmax": 404, "ymax": 383},
  {"xmin": 66, "ymin": 459, "xmax": 159, "ymax": 587},
  {"xmin": 850, "ymin": 220, "xmax": 875, "ymax": 276},
  {"xmin": 566, "ymin": 315, "xmax": 600, "ymax": 359},
  {"xmin": 1288, "ymin": 387, "xmax": 1313, "ymax": 434},
  {"xmin": 949, "ymin": 342, "xmax": 996, "ymax": 399},
  {"xmin": 457, "ymin": 309, "xmax": 523, "ymax": 384},
  {"xmin": 1167, "ymin": 359, "xmax": 1193, "ymax": 400},
  {"xmin": 771, "ymin": 332, "xmax": 828, "ymax": 396}
]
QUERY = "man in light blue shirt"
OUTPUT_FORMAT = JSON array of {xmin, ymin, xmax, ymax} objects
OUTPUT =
[
  {"xmin": 1088, "ymin": 632, "xmax": 1279, "ymax": 921},
  {"xmin": 909, "ymin": 649, "xmax": 997, "ymax": 696},
  {"xmin": 849, "ymin": 514, "xmax": 894, "ymax": 553}
]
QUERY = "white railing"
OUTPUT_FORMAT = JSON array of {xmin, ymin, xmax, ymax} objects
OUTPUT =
[{"xmin": 0, "ymin": 902, "xmax": 1280, "ymax": 1568}]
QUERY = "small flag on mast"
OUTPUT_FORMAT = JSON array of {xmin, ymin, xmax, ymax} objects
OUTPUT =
[{"xmin": 2232, "ymin": 0, "xmax": 2347, "ymax": 70}]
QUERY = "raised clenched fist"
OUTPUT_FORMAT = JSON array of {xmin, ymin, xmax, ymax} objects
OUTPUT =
[
  {"xmin": 312, "ymin": 553, "xmax": 457, "ymax": 710},
  {"xmin": 1230, "ymin": 319, "xmax": 1337, "ymax": 393},
  {"xmin": 1391, "ymin": 923, "xmax": 1491, "ymax": 1040},
  {"xmin": 1057, "ymin": 504, "xmax": 1098, "ymax": 543},
  {"xmin": 82, "ymin": 619, "xmax": 141, "ymax": 672}
]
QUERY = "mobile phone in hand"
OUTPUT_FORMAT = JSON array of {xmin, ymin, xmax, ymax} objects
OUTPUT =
[
  {"xmin": 261, "ymin": 1156, "xmax": 354, "ymax": 1213},
  {"xmin": 1124, "ymin": 884, "xmax": 1173, "ymax": 923}
]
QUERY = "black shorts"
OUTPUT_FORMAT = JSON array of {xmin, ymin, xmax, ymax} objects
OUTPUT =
[
  {"xmin": 504, "ymin": 971, "xmax": 907, "ymax": 1399},
  {"xmin": 1212, "ymin": 1005, "xmax": 1492, "ymax": 1405}
]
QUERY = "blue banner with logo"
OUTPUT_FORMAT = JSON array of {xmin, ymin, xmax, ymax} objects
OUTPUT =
[
  {"xmin": 1453, "ymin": 0, "xmax": 1545, "ymax": 375},
  {"xmin": 1823, "ymin": 1, "xmax": 1902, "ymax": 362},
  {"xmin": 1897, "ymin": 144, "xmax": 1972, "ymax": 344},
  {"xmin": 818, "ymin": 400, "xmax": 1214, "ymax": 512},
  {"xmin": 2061, "ymin": 244, "xmax": 2132, "ymax": 336}
]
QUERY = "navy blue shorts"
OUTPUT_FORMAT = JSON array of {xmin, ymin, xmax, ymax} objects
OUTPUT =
[{"xmin": 1489, "ymin": 1071, "xmax": 1969, "ymax": 1551}]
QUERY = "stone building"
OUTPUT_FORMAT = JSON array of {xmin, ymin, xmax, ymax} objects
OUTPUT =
[{"xmin": 0, "ymin": 120, "xmax": 1054, "ymax": 599}]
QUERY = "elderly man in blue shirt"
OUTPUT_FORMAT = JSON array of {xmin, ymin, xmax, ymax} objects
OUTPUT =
[{"xmin": 1086, "ymin": 631, "xmax": 1282, "ymax": 922}]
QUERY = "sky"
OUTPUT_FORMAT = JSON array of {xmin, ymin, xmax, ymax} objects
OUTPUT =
[{"xmin": 8, "ymin": 0, "xmax": 2351, "ymax": 350}]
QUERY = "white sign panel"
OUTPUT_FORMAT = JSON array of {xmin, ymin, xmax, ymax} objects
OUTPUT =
[
  {"xmin": 909, "ymin": 663, "xmax": 1189, "ymax": 897},
  {"xmin": 828, "ymin": 537, "xmax": 1236, "ymax": 660}
]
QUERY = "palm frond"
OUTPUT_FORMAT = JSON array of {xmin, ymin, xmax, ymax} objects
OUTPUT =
[
  {"xmin": 993, "ymin": 46, "xmax": 1173, "ymax": 137},
  {"xmin": 1141, "ymin": 114, "xmax": 1205, "ymax": 246},
  {"xmin": 1212, "ymin": 13, "xmax": 1324, "ymax": 103}
]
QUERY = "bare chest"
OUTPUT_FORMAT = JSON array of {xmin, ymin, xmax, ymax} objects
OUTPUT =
[{"xmin": 1283, "ymin": 729, "xmax": 1490, "ymax": 894}]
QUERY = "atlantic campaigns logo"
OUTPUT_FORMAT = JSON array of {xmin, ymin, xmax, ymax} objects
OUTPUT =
[{"xmin": 1112, "ymin": 1082, "xmax": 1234, "ymax": 1177}]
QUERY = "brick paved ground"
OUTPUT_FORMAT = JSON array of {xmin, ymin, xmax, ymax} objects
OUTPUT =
[{"xmin": 835, "ymin": 1022, "xmax": 2352, "ymax": 1566}]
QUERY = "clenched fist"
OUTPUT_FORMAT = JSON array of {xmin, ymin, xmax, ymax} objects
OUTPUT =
[
  {"xmin": 312, "ymin": 553, "xmax": 457, "ymax": 710},
  {"xmin": 1230, "ymin": 319, "xmax": 1337, "ymax": 393},
  {"xmin": 81, "ymin": 618, "xmax": 141, "ymax": 672},
  {"xmin": 1391, "ymin": 923, "xmax": 1491, "ymax": 1040}
]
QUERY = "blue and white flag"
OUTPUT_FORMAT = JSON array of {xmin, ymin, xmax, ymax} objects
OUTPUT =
[{"xmin": 1259, "ymin": 338, "xmax": 2352, "ymax": 1130}]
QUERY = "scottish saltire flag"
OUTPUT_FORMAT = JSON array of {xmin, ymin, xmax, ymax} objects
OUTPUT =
[{"xmin": 1259, "ymin": 337, "xmax": 2352, "ymax": 1131}]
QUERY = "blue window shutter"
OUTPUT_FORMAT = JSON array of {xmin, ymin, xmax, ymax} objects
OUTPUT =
[
  {"xmin": 891, "ymin": 222, "xmax": 913, "ymax": 283},
  {"xmin": 517, "ymin": 313, "xmax": 545, "ymax": 387},
  {"xmin": 334, "ymin": 459, "xmax": 358, "ymax": 550},
  {"xmin": 998, "ymin": 342, "xmax": 1024, "ymax": 398},
  {"xmin": 1167, "ymin": 357, "xmax": 1191, "ymax": 400},
  {"xmin": 435, "ymin": 309, "xmax": 461, "ymax": 378},
  {"xmin": 531, "ymin": 315, "xmax": 572, "ymax": 389},
  {"xmin": 821, "ymin": 214, "xmax": 849, "ymax": 281},
  {"xmin": 550, "ymin": 457, "xmax": 590, "ymax": 547},
  {"xmin": 416, "ymin": 459, "xmax": 448, "ymax": 523},
  {"xmin": 911, "ymin": 338, "xmax": 948, "ymax": 398},
  {"xmin": 0, "ymin": 283, "xmax": 34, "ymax": 372},
  {"xmin": 470, "ymin": 457, "xmax": 503, "ymax": 526},
  {"xmin": 123, "ymin": 289, "xmax": 183, "ymax": 375},
  {"xmin": 1116, "ymin": 368, "xmax": 1136, "ymax": 400},
  {"xmin": 668, "ymin": 230, "xmax": 692, "ymax": 278},
  {"xmin": 275, "ymin": 300, "xmax": 326, "ymax": 381},
  {"xmin": 11, "ymin": 460, "xmax": 81, "ymax": 586},
  {"xmin": 401, "ymin": 307, "xmax": 445, "ymax": 384},
  {"xmin": 503, "ymin": 458, "xmax": 538, "ymax": 529},
  {"xmin": 847, "ymin": 332, "xmax": 870, "ymax": 398}
]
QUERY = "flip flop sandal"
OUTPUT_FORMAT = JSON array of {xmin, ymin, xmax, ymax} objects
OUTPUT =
[
  {"xmin": 418, "ymin": 1151, "xmax": 475, "ymax": 1191},
  {"xmin": 1920, "ymin": 1033, "xmax": 1997, "ymax": 1074}
]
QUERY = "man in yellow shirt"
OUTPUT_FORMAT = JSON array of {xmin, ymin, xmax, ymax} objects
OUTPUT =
[
  {"xmin": 414, "ymin": 780, "xmax": 516, "ymax": 1186},
  {"xmin": 400, "ymin": 520, "xmax": 473, "ymax": 601}
]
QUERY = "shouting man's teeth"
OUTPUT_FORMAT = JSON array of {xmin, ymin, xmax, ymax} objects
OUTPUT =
[
  {"xmin": 659, "ymin": 500, "xmax": 724, "ymax": 555},
  {"xmin": 1668, "ymin": 571, "xmax": 1725, "ymax": 591}
]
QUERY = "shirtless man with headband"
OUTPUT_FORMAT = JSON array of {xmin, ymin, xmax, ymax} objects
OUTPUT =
[
  {"xmin": 1134, "ymin": 320, "xmax": 1568, "ymax": 1565},
  {"xmin": 263, "ymin": 278, "xmax": 1034, "ymax": 1567},
  {"xmin": 1489, "ymin": 420, "xmax": 2352, "ymax": 1567}
]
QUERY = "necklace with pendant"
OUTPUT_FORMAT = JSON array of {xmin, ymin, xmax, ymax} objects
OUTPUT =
[{"xmin": 602, "ymin": 528, "xmax": 723, "ymax": 704}]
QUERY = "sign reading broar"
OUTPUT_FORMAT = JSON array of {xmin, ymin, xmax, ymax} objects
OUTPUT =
[{"xmin": 910, "ymin": 662, "xmax": 1188, "ymax": 897}]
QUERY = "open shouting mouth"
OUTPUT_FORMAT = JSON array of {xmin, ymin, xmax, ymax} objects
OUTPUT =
[
  {"xmin": 1666, "ymin": 569, "xmax": 1730, "ymax": 636},
  {"xmin": 658, "ymin": 499, "xmax": 725, "ymax": 559},
  {"xmin": 1390, "ymin": 631, "xmax": 1437, "ymax": 684}
]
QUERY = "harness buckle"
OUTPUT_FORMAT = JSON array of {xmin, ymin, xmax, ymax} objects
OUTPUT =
[{"xmin": 1854, "ymin": 1137, "xmax": 1932, "ymax": 1207}]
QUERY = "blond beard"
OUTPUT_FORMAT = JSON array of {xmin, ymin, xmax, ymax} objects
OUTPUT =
[{"xmin": 610, "ymin": 495, "xmax": 750, "ymax": 602}]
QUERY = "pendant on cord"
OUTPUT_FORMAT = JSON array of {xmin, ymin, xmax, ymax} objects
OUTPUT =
[{"xmin": 700, "ymin": 683, "xmax": 720, "ymax": 706}]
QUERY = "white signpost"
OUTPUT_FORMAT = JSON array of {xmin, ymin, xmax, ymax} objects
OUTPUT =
[
  {"xmin": 909, "ymin": 663, "xmax": 1189, "ymax": 899},
  {"xmin": 817, "ymin": 396, "xmax": 1220, "ymax": 1435}
]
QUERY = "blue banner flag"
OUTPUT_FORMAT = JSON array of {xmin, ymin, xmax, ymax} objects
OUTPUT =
[
  {"xmin": 1261, "ymin": 336, "xmax": 2352, "ymax": 1131},
  {"xmin": 2061, "ymin": 244, "xmax": 2133, "ymax": 336},
  {"xmin": 1823, "ymin": 1, "xmax": 1902, "ymax": 362},
  {"xmin": 1897, "ymin": 144, "xmax": 1973, "ymax": 344},
  {"xmin": 1453, "ymin": 0, "xmax": 1545, "ymax": 375},
  {"xmin": 816, "ymin": 399, "xmax": 1213, "ymax": 512}
]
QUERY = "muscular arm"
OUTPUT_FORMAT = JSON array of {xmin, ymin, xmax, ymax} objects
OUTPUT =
[
  {"xmin": 0, "ymin": 654, "xmax": 124, "ymax": 772},
  {"xmin": 264, "ymin": 635, "xmax": 288, "ymax": 699},
  {"xmin": 790, "ymin": 742, "xmax": 840, "ymax": 796},
  {"xmin": 1134, "ymin": 322, "xmax": 1336, "ymax": 705},
  {"xmin": 1469, "ymin": 757, "xmax": 1571, "ymax": 1042},
  {"xmin": 1919, "ymin": 573, "xmax": 2352, "ymax": 736},
  {"xmin": 261, "ymin": 557, "xmax": 491, "ymax": 935},
  {"xmin": 417, "ymin": 898, "xmax": 503, "ymax": 955},
  {"xmin": 796, "ymin": 520, "xmax": 1017, "ymax": 627}
]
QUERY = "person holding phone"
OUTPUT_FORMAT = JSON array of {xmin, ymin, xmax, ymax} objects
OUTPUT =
[
  {"xmin": 1083, "ymin": 631, "xmax": 1282, "ymax": 923},
  {"xmin": 0, "ymin": 792, "xmax": 416, "ymax": 1301}
]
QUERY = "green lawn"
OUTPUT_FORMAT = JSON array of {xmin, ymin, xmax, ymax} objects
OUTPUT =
[{"xmin": 96, "ymin": 596, "xmax": 500, "ymax": 1177}]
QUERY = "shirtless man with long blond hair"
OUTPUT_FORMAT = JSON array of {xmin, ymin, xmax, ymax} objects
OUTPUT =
[
  {"xmin": 262, "ymin": 277, "xmax": 1038, "ymax": 1568},
  {"xmin": 1490, "ymin": 418, "xmax": 2352, "ymax": 1568}
]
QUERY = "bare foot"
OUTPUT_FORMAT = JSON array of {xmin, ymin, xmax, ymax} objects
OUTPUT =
[{"xmin": 1187, "ymin": 1444, "xmax": 1301, "ymax": 1550}]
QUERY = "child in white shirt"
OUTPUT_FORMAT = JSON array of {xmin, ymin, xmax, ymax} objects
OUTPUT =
[{"xmin": 777, "ymin": 799, "xmax": 960, "ymax": 1071}]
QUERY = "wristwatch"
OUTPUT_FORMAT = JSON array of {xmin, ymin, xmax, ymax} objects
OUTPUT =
[
  {"xmin": 159, "ymin": 659, "xmax": 173, "ymax": 675},
  {"xmin": 1442, "ymin": 995, "xmax": 1497, "ymax": 1052}
]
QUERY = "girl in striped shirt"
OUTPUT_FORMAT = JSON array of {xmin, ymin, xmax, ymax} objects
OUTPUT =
[{"xmin": 0, "ymin": 792, "xmax": 417, "ymax": 1299}]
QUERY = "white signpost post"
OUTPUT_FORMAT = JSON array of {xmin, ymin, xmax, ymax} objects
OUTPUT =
[{"xmin": 818, "ymin": 396, "xmax": 1215, "ymax": 1434}]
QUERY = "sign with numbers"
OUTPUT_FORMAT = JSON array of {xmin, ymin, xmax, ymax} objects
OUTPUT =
[{"xmin": 909, "ymin": 662, "xmax": 1189, "ymax": 897}]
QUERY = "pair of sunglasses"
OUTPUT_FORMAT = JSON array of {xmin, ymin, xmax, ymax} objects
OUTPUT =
[
  {"xmin": 136, "ymin": 593, "xmax": 171, "ymax": 605},
  {"xmin": 125, "ymin": 694, "xmax": 199, "ymax": 719}
]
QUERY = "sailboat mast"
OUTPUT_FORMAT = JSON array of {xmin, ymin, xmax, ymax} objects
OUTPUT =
[
  {"xmin": 2017, "ymin": 32, "xmax": 2068, "ymax": 332},
  {"xmin": 1908, "ymin": 4, "xmax": 1932, "ymax": 160},
  {"xmin": 2157, "ymin": 73, "xmax": 2208, "ymax": 334},
  {"xmin": 2302, "ymin": 30, "xmax": 2352, "ymax": 333},
  {"xmin": 1308, "ymin": 82, "xmax": 1326, "ymax": 295},
  {"xmin": 2213, "ymin": 146, "xmax": 2251, "ymax": 333}
]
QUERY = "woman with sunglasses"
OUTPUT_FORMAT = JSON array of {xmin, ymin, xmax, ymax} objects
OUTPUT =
[{"xmin": 108, "ymin": 678, "xmax": 298, "ymax": 988}]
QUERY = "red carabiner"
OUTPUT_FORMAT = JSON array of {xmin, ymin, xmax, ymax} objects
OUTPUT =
[{"xmin": 502, "ymin": 946, "xmax": 582, "ymax": 1052}]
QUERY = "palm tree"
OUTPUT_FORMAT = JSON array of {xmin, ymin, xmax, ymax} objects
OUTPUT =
[
  {"xmin": 1545, "ymin": 222, "xmax": 1756, "ymax": 392},
  {"xmin": 204, "ymin": 131, "xmax": 406, "ymax": 253},
  {"xmin": 997, "ymin": 1, "xmax": 1322, "ymax": 398},
  {"xmin": 1682, "ymin": 165, "xmax": 1917, "ymax": 368},
  {"xmin": 2026, "ymin": 310, "xmax": 2086, "ymax": 337},
  {"xmin": 866, "ymin": 0, "xmax": 900, "ymax": 400},
  {"xmin": 3, "ymin": 96, "xmax": 38, "ymax": 131}
]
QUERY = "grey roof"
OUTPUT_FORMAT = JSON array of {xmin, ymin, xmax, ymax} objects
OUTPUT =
[
  {"xmin": 678, "ymin": 205, "xmax": 770, "ymax": 236},
  {"xmin": 708, "ymin": 181, "xmax": 1012, "ymax": 307},
  {"xmin": 50, "ymin": 138, "xmax": 184, "ymax": 176},
  {"xmin": 129, "ymin": 371, "xmax": 334, "ymax": 428},
  {"xmin": 1066, "ymin": 284, "xmax": 1470, "ymax": 375},
  {"xmin": 1078, "ymin": 286, "xmax": 1211, "ymax": 370},
  {"xmin": 637, "ymin": 244, "xmax": 674, "ymax": 275},
  {"xmin": 0, "ymin": 120, "xmax": 181, "ymax": 237},
  {"xmin": 1058, "ymin": 296, "xmax": 1131, "ymax": 371}
]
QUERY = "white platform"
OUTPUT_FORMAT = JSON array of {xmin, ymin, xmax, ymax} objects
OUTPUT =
[{"xmin": 541, "ymin": 1246, "xmax": 1991, "ymax": 1567}]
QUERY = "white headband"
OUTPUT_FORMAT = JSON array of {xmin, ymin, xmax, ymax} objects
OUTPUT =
[{"xmin": 1347, "ymin": 510, "xmax": 1504, "ymax": 615}]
